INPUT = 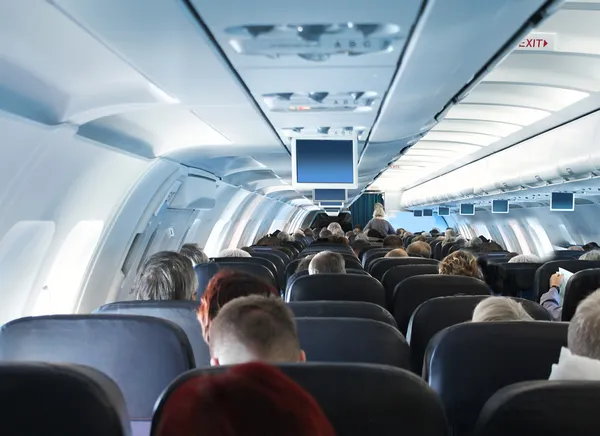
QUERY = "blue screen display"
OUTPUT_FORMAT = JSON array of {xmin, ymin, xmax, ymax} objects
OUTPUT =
[
  {"xmin": 296, "ymin": 139, "xmax": 354, "ymax": 183},
  {"xmin": 492, "ymin": 200, "xmax": 509, "ymax": 213},
  {"xmin": 414, "ymin": 210, "xmax": 423, "ymax": 217},
  {"xmin": 423, "ymin": 209, "xmax": 433, "ymax": 217},
  {"xmin": 460, "ymin": 204, "xmax": 475, "ymax": 215},
  {"xmin": 314, "ymin": 189, "xmax": 346, "ymax": 201},
  {"xmin": 320, "ymin": 201, "xmax": 343, "ymax": 207},
  {"xmin": 438, "ymin": 207, "xmax": 450, "ymax": 216},
  {"xmin": 551, "ymin": 192, "xmax": 574, "ymax": 211}
]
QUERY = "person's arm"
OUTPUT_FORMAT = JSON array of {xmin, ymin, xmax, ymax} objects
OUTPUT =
[
  {"xmin": 540, "ymin": 273, "xmax": 563, "ymax": 321},
  {"xmin": 386, "ymin": 220, "xmax": 395, "ymax": 235}
]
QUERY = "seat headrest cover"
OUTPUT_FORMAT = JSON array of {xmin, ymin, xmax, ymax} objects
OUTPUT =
[{"xmin": 288, "ymin": 274, "xmax": 385, "ymax": 307}]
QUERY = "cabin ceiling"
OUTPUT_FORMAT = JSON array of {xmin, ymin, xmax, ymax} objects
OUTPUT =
[{"xmin": 0, "ymin": 0, "xmax": 565, "ymax": 210}]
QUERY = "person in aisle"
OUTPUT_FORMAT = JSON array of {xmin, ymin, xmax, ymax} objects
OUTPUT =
[{"xmin": 363, "ymin": 203, "xmax": 396, "ymax": 236}]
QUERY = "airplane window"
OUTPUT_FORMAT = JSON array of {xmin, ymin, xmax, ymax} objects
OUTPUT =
[
  {"xmin": 496, "ymin": 225, "xmax": 516, "ymax": 253},
  {"xmin": 34, "ymin": 221, "xmax": 104, "ymax": 315},
  {"xmin": 204, "ymin": 219, "xmax": 229, "ymax": 257},
  {"xmin": 473, "ymin": 224, "xmax": 492, "ymax": 240},
  {"xmin": 509, "ymin": 220, "xmax": 532, "ymax": 255},
  {"xmin": 526, "ymin": 218, "xmax": 553, "ymax": 256}
]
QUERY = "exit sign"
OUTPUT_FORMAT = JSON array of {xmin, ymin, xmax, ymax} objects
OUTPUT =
[{"xmin": 516, "ymin": 32, "xmax": 557, "ymax": 51}]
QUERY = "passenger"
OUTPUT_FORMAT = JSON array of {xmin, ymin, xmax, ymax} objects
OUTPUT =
[
  {"xmin": 407, "ymin": 241, "xmax": 432, "ymax": 258},
  {"xmin": 583, "ymin": 242, "xmax": 600, "ymax": 252},
  {"xmin": 198, "ymin": 270, "xmax": 278, "ymax": 341},
  {"xmin": 421, "ymin": 232, "xmax": 432, "ymax": 239},
  {"xmin": 330, "ymin": 235, "xmax": 349, "ymax": 246},
  {"xmin": 472, "ymin": 297, "xmax": 533, "ymax": 322},
  {"xmin": 353, "ymin": 225, "xmax": 363, "ymax": 234},
  {"xmin": 382, "ymin": 235, "xmax": 403, "ymax": 248},
  {"xmin": 430, "ymin": 228, "xmax": 440, "ymax": 237},
  {"xmin": 303, "ymin": 228, "xmax": 314, "ymax": 242},
  {"xmin": 256, "ymin": 235, "xmax": 280, "ymax": 247},
  {"xmin": 179, "ymin": 243, "xmax": 209, "ymax": 267},
  {"xmin": 466, "ymin": 236, "xmax": 483, "ymax": 250},
  {"xmin": 508, "ymin": 253, "xmax": 542, "ymax": 263},
  {"xmin": 293, "ymin": 229, "xmax": 306, "ymax": 241},
  {"xmin": 549, "ymin": 289, "xmax": 600, "ymax": 381},
  {"xmin": 355, "ymin": 232, "xmax": 369, "ymax": 241},
  {"xmin": 208, "ymin": 295, "xmax": 306, "ymax": 366},
  {"xmin": 153, "ymin": 362, "xmax": 335, "ymax": 436},
  {"xmin": 218, "ymin": 248, "xmax": 251, "ymax": 258},
  {"xmin": 327, "ymin": 222, "xmax": 342, "ymax": 233},
  {"xmin": 351, "ymin": 239, "xmax": 370, "ymax": 257},
  {"xmin": 445, "ymin": 228, "xmax": 456, "ymax": 240},
  {"xmin": 363, "ymin": 203, "xmax": 395, "ymax": 236},
  {"xmin": 385, "ymin": 248, "xmax": 408, "ymax": 258},
  {"xmin": 133, "ymin": 251, "xmax": 198, "ymax": 301},
  {"xmin": 319, "ymin": 229, "xmax": 333, "ymax": 239},
  {"xmin": 411, "ymin": 235, "xmax": 427, "ymax": 243},
  {"xmin": 580, "ymin": 249, "xmax": 600, "ymax": 261},
  {"xmin": 396, "ymin": 228, "xmax": 406, "ymax": 237},
  {"xmin": 308, "ymin": 251, "xmax": 346, "ymax": 275},
  {"xmin": 296, "ymin": 255, "xmax": 315, "ymax": 273},
  {"xmin": 277, "ymin": 232, "xmax": 293, "ymax": 243},
  {"xmin": 568, "ymin": 245, "xmax": 584, "ymax": 251},
  {"xmin": 331, "ymin": 229, "xmax": 345, "ymax": 238},
  {"xmin": 439, "ymin": 251, "xmax": 483, "ymax": 279},
  {"xmin": 345, "ymin": 231, "xmax": 354, "ymax": 238}
]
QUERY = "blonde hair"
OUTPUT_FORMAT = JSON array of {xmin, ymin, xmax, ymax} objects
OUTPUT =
[
  {"xmin": 373, "ymin": 203, "xmax": 386, "ymax": 218},
  {"xmin": 385, "ymin": 249, "xmax": 408, "ymax": 258},
  {"xmin": 439, "ymin": 251, "xmax": 482, "ymax": 279},
  {"xmin": 472, "ymin": 297, "xmax": 533, "ymax": 322}
]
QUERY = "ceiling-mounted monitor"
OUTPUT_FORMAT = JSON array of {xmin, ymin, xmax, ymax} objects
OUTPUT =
[
  {"xmin": 414, "ymin": 210, "xmax": 423, "ymax": 217},
  {"xmin": 550, "ymin": 192, "xmax": 575, "ymax": 211},
  {"xmin": 292, "ymin": 137, "xmax": 358, "ymax": 189},
  {"xmin": 423, "ymin": 209, "xmax": 433, "ymax": 217},
  {"xmin": 313, "ymin": 188, "xmax": 348, "ymax": 201},
  {"xmin": 320, "ymin": 201, "xmax": 344, "ymax": 207},
  {"xmin": 492, "ymin": 199, "xmax": 509, "ymax": 214},
  {"xmin": 460, "ymin": 204, "xmax": 475, "ymax": 215},
  {"xmin": 438, "ymin": 207, "xmax": 450, "ymax": 216}
]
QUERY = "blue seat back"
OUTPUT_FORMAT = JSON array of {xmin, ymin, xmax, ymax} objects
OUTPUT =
[
  {"xmin": 287, "ymin": 274, "xmax": 386, "ymax": 307},
  {"xmin": 288, "ymin": 301, "xmax": 397, "ymax": 328}
]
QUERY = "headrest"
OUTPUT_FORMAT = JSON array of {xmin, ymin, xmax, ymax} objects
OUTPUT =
[
  {"xmin": 211, "ymin": 256, "xmax": 278, "ymax": 284},
  {"xmin": 498, "ymin": 263, "xmax": 542, "ymax": 296},
  {"xmin": 288, "ymin": 301, "xmax": 397, "ymax": 328},
  {"xmin": 563, "ymin": 268, "xmax": 600, "ymax": 321},
  {"xmin": 0, "ymin": 363, "xmax": 130, "ymax": 436},
  {"xmin": 407, "ymin": 296, "xmax": 551, "ymax": 373},
  {"xmin": 362, "ymin": 248, "xmax": 393, "ymax": 269},
  {"xmin": 381, "ymin": 264, "xmax": 440, "ymax": 309},
  {"xmin": 370, "ymin": 257, "xmax": 438, "ymax": 280},
  {"xmin": 425, "ymin": 321, "xmax": 568, "ymax": 435},
  {"xmin": 534, "ymin": 260, "xmax": 600, "ymax": 300},
  {"xmin": 95, "ymin": 300, "xmax": 209, "ymax": 367},
  {"xmin": 475, "ymin": 380, "xmax": 600, "ymax": 436},
  {"xmin": 287, "ymin": 274, "xmax": 386, "ymax": 307},
  {"xmin": 0, "ymin": 315, "xmax": 195, "ymax": 419},
  {"xmin": 153, "ymin": 363, "xmax": 448, "ymax": 436},
  {"xmin": 393, "ymin": 274, "xmax": 489, "ymax": 334},
  {"xmin": 296, "ymin": 318, "xmax": 409, "ymax": 369},
  {"xmin": 195, "ymin": 262, "xmax": 275, "ymax": 297}
]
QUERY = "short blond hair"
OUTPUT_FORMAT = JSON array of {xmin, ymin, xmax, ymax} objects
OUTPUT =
[
  {"xmin": 385, "ymin": 248, "xmax": 408, "ymax": 258},
  {"xmin": 472, "ymin": 297, "xmax": 533, "ymax": 322}
]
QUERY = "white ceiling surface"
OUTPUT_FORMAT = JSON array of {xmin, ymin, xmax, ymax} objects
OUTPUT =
[
  {"xmin": 373, "ymin": 0, "xmax": 600, "ymax": 194},
  {"xmin": 0, "ymin": 0, "xmax": 560, "ymax": 210}
]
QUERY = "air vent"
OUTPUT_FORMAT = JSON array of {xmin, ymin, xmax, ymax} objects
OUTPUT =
[
  {"xmin": 225, "ymin": 23, "xmax": 402, "ymax": 61},
  {"xmin": 263, "ymin": 92, "xmax": 377, "ymax": 112},
  {"xmin": 281, "ymin": 126, "xmax": 367, "ymax": 139}
]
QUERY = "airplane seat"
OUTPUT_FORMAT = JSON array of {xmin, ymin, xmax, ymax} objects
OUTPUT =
[
  {"xmin": 425, "ymin": 322, "xmax": 568, "ymax": 436},
  {"xmin": 381, "ymin": 264, "xmax": 440, "ymax": 310},
  {"xmin": 534, "ymin": 260, "xmax": 600, "ymax": 300},
  {"xmin": 286, "ymin": 274, "xmax": 386, "ymax": 307},
  {"xmin": 362, "ymin": 248, "xmax": 393, "ymax": 269},
  {"xmin": 286, "ymin": 269, "xmax": 370, "ymax": 296},
  {"xmin": 551, "ymin": 250, "xmax": 584, "ymax": 261},
  {"xmin": 403, "ymin": 236, "xmax": 415, "ymax": 249},
  {"xmin": 370, "ymin": 257, "xmax": 439, "ymax": 282},
  {"xmin": 474, "ymin": 381, "xmax": 600, "ymax": 436},
  {"xmin": 244, "ymin": 251, "xmax": 287, "ymax": 289},
  {"xmin": 243, "ymin": 246, "xmax": 291, "ymax": 265},
  {"xmin": 562, "ymin": 268, "xmax": 600, "ymax": 321},
  {"xmin": 287, "ymin": 301, "xmax": 397, "ymax": 328},
  {"xmin": 358, "ymin": 244, "xmax": 383, "ymax": 263},
  {"xmin": 153, "ymin": 363, "xmax": 448, "ymax": 436},
  {"xmin": 393, "ymin": 275, "xmax": 490, "ymax": 335},
  {"xmin": 295, "ymin": 318, "xmax": 409, "ymax": 369},
  {"xmin": 284, "ymin": 241, "xmax": 303, "ymax": 252},
  {"xmin": 407, "ymin": 296, "xmax": 551, "ymax": 374},
  {"xmin": 0, "ymin": 363, "xmax": 130, "ymax": 436},
  {"xmin": 435, "ymin": 243, "xmax": 444, "ymax": 260},
  {"xmin": 94, "ymin": 300, "xmax": 209, "ymax": 367},
  {"xmin": 211, "ymin": 257, "xmax": 278, "ymax": 287},
  {"xmin": 485, "ymin": 263, "xmax": 543, "ymax": 298},
  {"xmin": 441, "ymin": 242, "xmax": 456, "ymax": 258},
  {"xmin": 0, "ymin": 315, "xmax": 195, "ymax": 419},
  {"xmin": 195, "ymin": 262, "xmax": 275, "ymax": 298}
]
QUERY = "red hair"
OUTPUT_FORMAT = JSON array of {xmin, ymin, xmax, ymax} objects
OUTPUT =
[
  {"xmin": 198, "ymin": 269, "xmax": 278, "ymax": 339},
  {"xmin": 154, "ymin": 362, "xmax": 336, "ymax": 436}
]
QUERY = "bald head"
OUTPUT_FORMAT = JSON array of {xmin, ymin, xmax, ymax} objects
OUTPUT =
[{"xmin": 308, "ymin": 251, "xmax": 346, "ymax": 275}]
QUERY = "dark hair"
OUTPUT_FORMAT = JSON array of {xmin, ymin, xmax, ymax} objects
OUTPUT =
[
  {"xmin": 179, "ymin": 243, "xmax": 209, "ymax": 266},
  {"xmin": 383, "ymin": 235, "xmax": 403, "ymax": 248}
]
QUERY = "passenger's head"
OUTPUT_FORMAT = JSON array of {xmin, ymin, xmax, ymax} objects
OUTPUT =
[
  {"xmin": 345, "ymin": 231, "xmax": 354, "ymax": 238},
  {"xmin": 331, "ymin": 229, "xmax": 345, "ymax": 238},
  {"xmin": 467, "ymin": 237, "xmax": 484, "ymax": 250},
  {"xmin": 382, "ymin": 235, "xmax": 403, "ymax": 248},
  {"xmin": 154, "ymin": 362, "xmax": 335, "ymax": 436},
  {"xmin": 133, "ymin": 251, "xmax": 198, "ymax": 301},
  {"xmin": 422, "ymin": 232, "xmax": 432, "ymax": 239},
  {"xmin": 568, "ymin": 289, "xmax": 600, "ymax": 360},
  {"xmin": 439, "ymin": 250, "xmax": 482, "ymax": 279},
  {"xmin": 355, "ymin": 232, "xmax": 369, "ymax": 241},
  {"xmin": 218, "ymin": 248, "xmax": 251, "ymax": 258},
  {"xmin": 303, "ymin": 228, "xmax": 314, "ymax": 238},
  {"xmin": 583, "ymin": 242, "xmax": 600, "ymax": 252},
  {"xmin": 277, "ymin": 232, "xmax": 293, "ymax": 243},
  {"xmin": 327, "ymin": 222, "xmax": 342, "ymax": 232},
  {"xmin": 296, "ymin": 254, "xmax": 315, "ymax": 273},
  {"xmin": 319, "ymin": 229, "xmax": 332, "ymax": 239},
  {"xmin": 472, "ymin": 297, "xmax": 533, "ymax": 322},
  {"xmin": 385, "ymin": 248, "xmax": 408, "ymax": 258},
  {"xmin": 580, "ymin": 249, "xmax": 600, "ymax": 261},
  {"xmin": 353, "ymin": 225, "xmax": 362, "ymax": 234},
  {"xmin": 508, "ymin": 254, "xmax": 541, "ymax": 263},
  {"xmin": 179, "ymin": 243, "xmax": 209, "ymax": 267},
  {"xmin": 198, "ymin": 270, "xmax": 278, "ymax": 341},
  {"xmin": 569, "ymin": 245, "xmax": 584, "ymax": 251},
  {"xmin": 373, "ymin": 203, "xmax": 385, "ymax": 218},
  {"xmin": 407, "ymin": 241, "xmax": 432, "ymax": 258},
  {"xmin": 330, "ymin": 235, "xmax": 349, "ymax": 245},
  {"xmin": 412, "ymin": 235, "xmax": 426, "ymax": 243},
  {"xmin": 430, "ymin": 228, "xmax": 440, "ymax": 236},
  {"xmin": 209, "ymin": 296, "xmax": 305, "ymax": 366},
  {"xmin": 351, "ymin": 239, "xmax": 370, "ymax": 257},
  {"xmin": 396, "ymin": 228, "xmax": 406, "ymax": 236},
  {"xmin": 445, "ymin": 228, "xmax": 456, "ymax": 239},
  {"xmin": 308, "ymin": 251, "xmax": 345, "ymax": 275}
]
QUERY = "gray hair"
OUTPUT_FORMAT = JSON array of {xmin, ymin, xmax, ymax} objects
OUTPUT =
[
  {"xmin": 133, "ymin": 251, "xmax": 198, "ymax": 301},
  {"xmin": 472, "ymin": 297, "xmax": 533, "ymax": 322},
  {"xmin": 180, "ymin": 243, "xmax": 209, "ymax": 266},
  {"xmin": 296, "ymin": 254, "xmax": 315, "ymax": 273},
  {"xmin": 580, "ymin": 249, "xmax": 600, "ymax": 261},
  {"xmin": 327, "ymin": 222, "xmax": 342, "ymax": 232},
  {"xmin": 568, "ymin": 289, "xmax": 600, "ymax": 360},
  {"xmin": 319, "ymin": 229, "xmax": 333, "ymax": 239},
  {"xmin": 308, "ymin": 251, "xmax": 346, "ymax": 275},
  {"xmin": 209, "ymin": 295, "xmax": 302, "ymax": 365},
  {"xmin": 277, "ymin": 232, "xmax": 293, "ymax": 242},
  {"xmin": 218, "ymin": 248, "xmax": 251, "ymax": 258},
  {"xmin": 508, "ymin": 254, "xmax": 541, "ymax": 263},
  {"xmin": 332, "ymin": 229, "xmax": 345, "ymax": 237},
  {"xmin": 422, "ymin": 232, "xmax": 432, "ymax": 239},
  {"xmin": 355, "ymin": 232, "xmax": 369, "ymax": 241},
  {"xmin": 467, "ymin": 237, "xmax": 483, "ymax": 249}
]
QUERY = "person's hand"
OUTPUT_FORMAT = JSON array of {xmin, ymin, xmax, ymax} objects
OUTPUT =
[{"xmin": 550, "ymin": 273, "xmax": 563, "ymax": 288}]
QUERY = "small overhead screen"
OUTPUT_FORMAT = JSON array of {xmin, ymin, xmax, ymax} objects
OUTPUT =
[
  {"xmin": 292, "ymin": 137, "xmax": 358, "ymax": 189},
  {"xmin": 438, "ymin": 207, "xmax": 450, "ymax": 216},
  {"xmin": 551, "ymin": 192, "xmax": 575, "ymax": 211},
  {"xmin": 320, "ymin": 201, "xmax": 343, "ymax": 207},
  {"xmin": 313, "ymin": 189, "xmax": 347, "ymax": 201},
  {"xmin": 460, "ymin": 204, "xmax": 475, "ymax": 215},
  {"xmin": 414, "ymin": 210, "xmax": 423, "ymax": 217},
  {"xmin": 492, "ymin": 199, "xmax": 509, "ymax": 214},
  {"xmin": 423, "ymin": 209, "xmax": 433, "ymax": 217}
]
